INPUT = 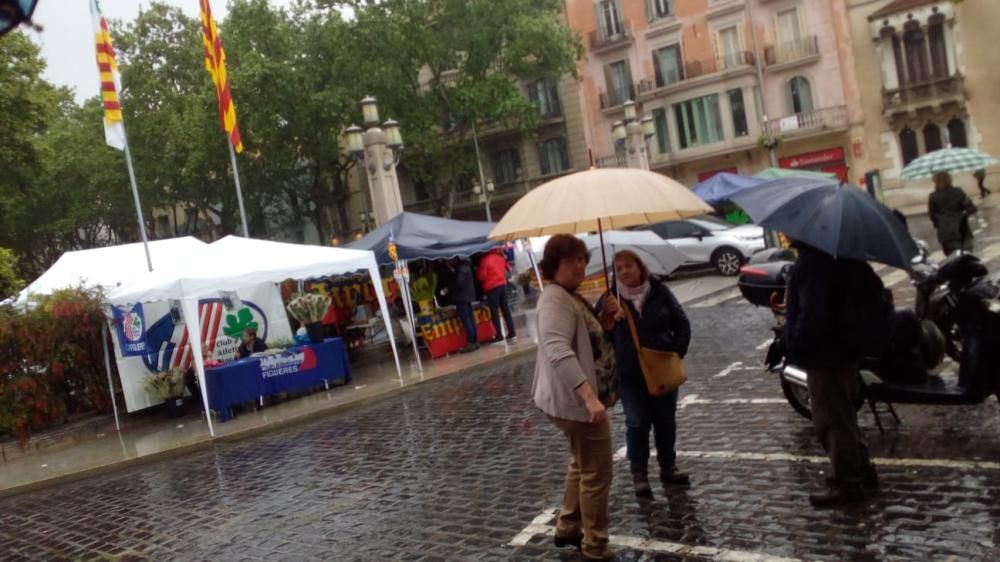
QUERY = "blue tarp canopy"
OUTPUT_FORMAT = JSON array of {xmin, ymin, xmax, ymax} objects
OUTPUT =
[
  {"xmin": 691, "ymin": 172, "xmax": 768, "ymax": 205},
  {"xmin": 347, "ymin": 212, "xmax": 500, "ymax": 265}
]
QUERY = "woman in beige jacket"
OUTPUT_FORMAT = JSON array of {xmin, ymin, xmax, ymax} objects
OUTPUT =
[{"xmin": 532, "ymin": 234, "xmax": 619, "ymax": 561}]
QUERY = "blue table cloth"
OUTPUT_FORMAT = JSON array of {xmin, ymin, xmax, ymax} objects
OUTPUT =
[{"xmin": 205, "ymin": 338, "xmax": 351, "ymax": 421}]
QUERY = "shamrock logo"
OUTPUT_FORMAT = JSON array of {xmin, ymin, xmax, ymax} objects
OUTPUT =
[{"xmin": 223, "ymin": 307, "xmax": 259, "ymax": 339}]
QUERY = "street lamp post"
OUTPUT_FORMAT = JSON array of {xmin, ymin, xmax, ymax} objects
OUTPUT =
[
  {"xmin": 345, "ymin": 96, "xmax": 405, "ymax": 228},
  {"xmin": 472, "ymin": 178, "xmax": 496, "ymax": 222},
  {"xmin": 613, "ymin": 100, "xmax": 655, "ymax": 170}
]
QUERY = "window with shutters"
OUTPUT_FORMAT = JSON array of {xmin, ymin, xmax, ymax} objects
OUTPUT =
[
  {"xmin": 923, "ymin": 123, "xmax": 943, "ymax": 153},
  {"xmin": 776, "ymin": 8, "xmax": 802, "ymax": 48},
  {"xmin": 717, "ymin": 26, "xmax": 743, "ymax": 69},
  {"xmin": 647, "ymin": 0, "xmax": 674, "ymax": 22},
  {"xmin": 653, "ymin": 44, "xmax": 683, "ymax": 87},
  {"xmin": 899, "ymin": 127, "xmax": 918, "ymax": 165},
  {"xmin": 491, "ymin": 148, "xmax": 521, "ymax": 186},
  {"xmin": 538, "ymin": 137, "xmax": 570, "ymax": 176},
  {"xmin": 528, "ymin": 78, "xmax": 561, "ymax": 119},
  {"xmin": 904, "ymin": 28, "xmax": 930, "ymax": 84},
  {"xmin": 928, "ymin": 23, "xmax": 948, "ymax": 79},
  {"xmin": 597, "ymin": 0, "xmax": 624, "ymax": 39},
  {"xmin": 673, "ymin": 94, "xmax": 724, "ymax": 149},
  {"xmin": 787, "ymin": 76, "xmax": 814, "ymax": 114},
  {"xmin": 947, "ymin": 118, "xmax": 967, "ymax": 148},
  {"xmin": 652, "ymin": 108, "xmax": 670, "ymax": 155},
  {"xmin": 606, "ymin": 60, "xmax": 633, "ymax": 107},
  {"xmin": 728, "ymin": 88, "xmax": 749, "ymax": 137}
]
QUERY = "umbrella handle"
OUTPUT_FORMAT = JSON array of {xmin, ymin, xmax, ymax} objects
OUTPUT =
[{"xmin": 598, "ymin": 218, "xmax": 610, "ymax": 290}]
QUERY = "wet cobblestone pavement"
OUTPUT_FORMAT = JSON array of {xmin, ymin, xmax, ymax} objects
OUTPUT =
[{"xmin": 1, "ymin": 304, "xmax": 998, "ymax": 561}]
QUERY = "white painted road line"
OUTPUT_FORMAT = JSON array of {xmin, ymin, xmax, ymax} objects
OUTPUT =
[
  {"xmin": 678, "ymin": 450, "xmax": 1000, "ymax": 471},
  {"xmin": 713, "ymin": 361, "xmax": 744, "ymax": 378},
  {"xmin": 510, "ymin": 508, "xmax": 814, "ymax": 561},
  {"xmin": 756, "ymin": 339, "xmax": 772, "ymax": 350},
  {"xmin": 614, "ymin": 447, "xmax": 999, "ymax": 471}
]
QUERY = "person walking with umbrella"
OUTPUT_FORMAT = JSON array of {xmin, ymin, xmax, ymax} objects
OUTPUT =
[{"xmin": 928, "ymin": 171, "xmax": 977, "ymax": 255}]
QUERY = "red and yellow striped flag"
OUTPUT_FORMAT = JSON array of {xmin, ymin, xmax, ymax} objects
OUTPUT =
[
  {"xmin": 199, "ymin": 0, "xmax": 243, "ymax": 153},
  {"xmin": 90, "ymin": 0, "xmax": 125, "ymax": 150}
]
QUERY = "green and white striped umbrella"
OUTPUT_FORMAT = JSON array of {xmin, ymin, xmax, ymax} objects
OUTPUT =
[{"xmin": 900, "ymin": 147, "xmax": 999, "ymax": 180}]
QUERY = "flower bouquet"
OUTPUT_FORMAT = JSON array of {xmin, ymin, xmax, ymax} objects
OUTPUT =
[
  {"xmin": 144, "ymin": 368, "xmax": 187, "ymax": 416},
  {"xmin": 287, "ymin": 293, "xmax": 331, "ymax": 343},
  {"xmin": 409, "ymin": 271, "xmax": 438, "ymax": 315}
]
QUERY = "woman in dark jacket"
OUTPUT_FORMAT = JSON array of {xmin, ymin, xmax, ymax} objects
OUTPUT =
[{"xmin": 600, "ymin": 250, "xmax": 691, "ymax": 498}]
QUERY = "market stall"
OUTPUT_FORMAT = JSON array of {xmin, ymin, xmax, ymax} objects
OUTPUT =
[
  {"xmin": 106, "ymin": 236, "xmax": 402, "ymax": 436},
  {"xmin": 348, "ymin": 212, "xmax": 504, "ymax": 359}
]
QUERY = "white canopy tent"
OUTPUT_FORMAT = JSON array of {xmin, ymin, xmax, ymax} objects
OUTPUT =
[
  {"xmin": 106, "ymin": 236, "xmax": 403, "ymax": 437},
  {"xmin": 10, "ymin": 237, "xmax": 208, "ymax": 307}
]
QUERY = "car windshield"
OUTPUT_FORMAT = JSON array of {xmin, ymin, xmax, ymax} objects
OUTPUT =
[{"xmin": 689, "ymin": 217, "xmax": 732, "ymax": 231}]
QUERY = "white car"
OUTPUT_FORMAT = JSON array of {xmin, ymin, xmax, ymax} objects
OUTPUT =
[{"xmin": 636, "ymin": 216, "xmax": 766, "ymax": 276}]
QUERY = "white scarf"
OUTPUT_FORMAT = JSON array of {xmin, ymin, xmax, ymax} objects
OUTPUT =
[{"xmin": 619, "ymin": 280, "xmax": 651, "ymax": 317}]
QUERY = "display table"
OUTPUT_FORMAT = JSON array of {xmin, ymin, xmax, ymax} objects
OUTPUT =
[
  {"xmin": 205, "ymin": 338, "xmax": 351, "ymax": 421},
  {"xmin": 416, "ymin": 303, "xmax": 497, "ymax": 359}
]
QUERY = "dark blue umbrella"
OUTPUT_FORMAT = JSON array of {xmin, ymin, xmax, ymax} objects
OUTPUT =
[
  {"xmin": 729, "ymin": 178, "xmax": 918, "ymax": 268},
  {"xmin": 0, "ymin": 0, "xmax": 40, "ymax": 37},
  {"xmin": 691, "ymin": 172, "xmax": 767, "ymax": 205}
]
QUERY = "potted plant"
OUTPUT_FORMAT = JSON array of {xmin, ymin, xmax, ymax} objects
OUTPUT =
[
  {"xmin": 144, "ymin": 368, "xmax": 187, "ymax": 417},
  {"xmin": 287, "ymin": 293, "xmax": 331, "ymax": 343},
  {"xmin": 409, "ymin": 271, "xmax": 438, "ymax": 315}
]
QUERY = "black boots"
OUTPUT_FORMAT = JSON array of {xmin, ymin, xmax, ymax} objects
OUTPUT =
[
  {"xmin": 632, "ymin": 464, "xmax": 690, "ymax": 498},
  {"xmin": 632, "ymin": 471, "xmax": 653, "ymax": 498},
  {"xmin": 659, "ymin": 466, "xmax": 691, "ymax": 486}
]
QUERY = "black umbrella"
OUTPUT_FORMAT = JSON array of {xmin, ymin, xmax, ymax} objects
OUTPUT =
[
  {"xmin": 729, "ymin": 178, "xmax": 918, "ymax": 268},
  {"xmin": 0, "ymin": 0, "xmax": 39, "ymax": 38}
]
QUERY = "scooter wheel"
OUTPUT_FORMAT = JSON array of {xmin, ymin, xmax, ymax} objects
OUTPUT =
[{"xmin": 781, "ymin": 378, "xmax": 813, "ymax": 420}]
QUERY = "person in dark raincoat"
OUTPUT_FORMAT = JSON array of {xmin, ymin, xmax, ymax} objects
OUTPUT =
[{"xmin": 928, "ymin": 171, "xmax": 976, "ymax": 255}]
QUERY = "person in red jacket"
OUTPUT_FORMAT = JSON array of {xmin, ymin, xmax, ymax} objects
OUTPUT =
[{"xmin": 477, "ymin": 248, "xmax": 517, "ymax": 343}]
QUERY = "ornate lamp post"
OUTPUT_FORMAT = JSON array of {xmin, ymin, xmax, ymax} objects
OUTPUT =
[
  {"xmin": 613, "ymin": 99, "xmax": 655, "ymax": 170},
  {"xmin": 472, "ymin": 178, "xmax": 496, "ymax": 222},
  {"xmin": 345, "ymin": 96, "xmax": 404, "ymax": 227}
]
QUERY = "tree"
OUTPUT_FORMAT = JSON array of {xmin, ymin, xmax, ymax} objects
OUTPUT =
[
  {"xmin": 345, "ymin": 0, "xmax": 582, "ymax": 216},
  {"xmin": 0, "ymin": 248, "xmax": 22, "ymax": 300}
]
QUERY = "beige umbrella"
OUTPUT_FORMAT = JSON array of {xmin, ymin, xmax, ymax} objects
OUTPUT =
[{"xmin": 489, "ymin": 168, "xmax": 711, "ymax": 284}]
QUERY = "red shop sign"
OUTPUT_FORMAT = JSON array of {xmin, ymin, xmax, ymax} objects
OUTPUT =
[{"xmin": 779, "ymin": 147, "xmax": 845, "ymax": 169}]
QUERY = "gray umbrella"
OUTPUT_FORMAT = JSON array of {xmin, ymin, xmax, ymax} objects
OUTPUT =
[{"xmin": 729, "ymin": 178, "xmax": 918, "ymax": 268}]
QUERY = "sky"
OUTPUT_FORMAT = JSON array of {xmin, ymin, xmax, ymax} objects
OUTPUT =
[{"xmin": 29, "ymin": 0, "xmax": 295, "ymax": 102}]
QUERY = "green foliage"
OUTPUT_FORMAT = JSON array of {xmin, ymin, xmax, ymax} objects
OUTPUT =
[
  {"xmin": 409, "ymin": 271, "xmax": 438, "ymax": 302},
  {"xmin": 0, "ymin": 248, "xmax": 23, "ymax": 300},
  {"xmin": 0, "ymin": 288, "xmax": 112, "ymax": 443}
]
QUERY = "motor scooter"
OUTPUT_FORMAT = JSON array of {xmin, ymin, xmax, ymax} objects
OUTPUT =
[{"xmin": 737, "ymin": 251, "xmax": 1000, "ymax": 429}]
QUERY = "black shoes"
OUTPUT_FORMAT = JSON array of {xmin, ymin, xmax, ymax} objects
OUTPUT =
[
  {"xmin": 809, "ymin": 484, "xmax": 868, "ymax": 508},
  {"xmin": 825, "ymin": 467, "xmax": 879, "ymax": 491},
  {"xmin": 632, "ymin": 472, "xmax": 653, "ymax": 498},
  {"xmin": 457, "ymin": 343, "xmax": 479, "ymax": 354},
  {"xmin": 660, "ymin": 466, "xmax": 691, "ymax": 486},
  {"xmin": 553, "ymin": 533, "xmax": 582, "ymax": 550}
]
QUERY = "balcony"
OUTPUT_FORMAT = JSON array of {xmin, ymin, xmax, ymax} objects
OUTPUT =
[
  {"xmin": 881, "ymin": 74, "xmax": 966, "ymax": 121},
  {"xmin": 764, "ymin": 105, "xmax": 848, "ymax": 139},
  {"xmin": 764, "ymin": 36, "xmax": 820, "ymax": 69},
  {"xmin": 589, "ymin": 21, "xmax": 633, "ymax": 54},
  {"xmin": 637, "ymin": 52, "xmax": 755, "ymax": 99},
  {"xmin": 594, "ymin": 152, "xmax": 627, "ymax": 169},
  {"xmin": 599, "ymin": 83, "xmax": 638, "ymax": 110}
]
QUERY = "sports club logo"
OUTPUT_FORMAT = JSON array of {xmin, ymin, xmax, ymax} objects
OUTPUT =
[
  {"xmin": 123, "ymin": 311, "xmax": 144, "ymax": 342},
  {"xmin": 140, "ymin": 299, "xmax": 269, "ymax": 373},
  {"xmin": 113, "ymin": 304, "xmax": 148, "ymax": 356},
  {"xmin": 260, "ymin": 348, "xmax": 317, "ymax": 379}
]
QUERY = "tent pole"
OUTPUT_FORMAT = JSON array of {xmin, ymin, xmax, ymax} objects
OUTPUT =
[
  {"xmin": 181, "ymin": 298, "xmax": 215, "ymax": 437},
  {"xmin": 526, "ymin": 245, "xmax": 543, "ymax": 293},
  {"xmin": 101, "ymin": 322, "xmax": 122, "ymax": 433},
  {"xmin": 398, "ymin": 259, "xmax": 423, "ymax": 372},
  {"xmin": 369, "ymin": 262, "xmax": 404, "ymax": 384}
]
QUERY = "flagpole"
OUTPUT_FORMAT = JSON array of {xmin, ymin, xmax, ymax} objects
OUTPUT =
[
  {"xmin": 122, "ymin": 133, "xmax": 153, "ymax": 272},
  {"xmin": 227, "ymin": 138, "xmax": 249, "ymax": 238}
]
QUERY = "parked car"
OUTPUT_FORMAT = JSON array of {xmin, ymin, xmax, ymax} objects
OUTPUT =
[{"xmin": 635, "ymin": 216, "xmax": 766, "ymax": 275}]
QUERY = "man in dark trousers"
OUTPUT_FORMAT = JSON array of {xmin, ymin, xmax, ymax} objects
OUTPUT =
[
  {"xmin": 785, "ymin": 242, "xmax": 883, "ymax": 507},
  {"xmin": 477, "ymin": 248, "xmax": 517, "ymax": 344},
  {"xmin": 444, "ymin": 258, "xmax": 479, "ymax": 353},
  {"xmin": 929, "ymin": 171, "xmax": 976, "ymax": 255},
  {"xmin": 974, "ymin": 168, "xmax": 991, "ymax": 199}
]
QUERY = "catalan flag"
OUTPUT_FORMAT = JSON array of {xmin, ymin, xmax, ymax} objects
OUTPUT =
[
  {"xmin": 90, "ymin": 0, "xmax": 125, "ymax": 150},
  {"xmin": 199, "ymin": 0, "xmax": 243, "ymax": 153}
]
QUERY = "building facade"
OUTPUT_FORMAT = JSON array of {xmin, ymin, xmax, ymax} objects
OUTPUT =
[
  {"xmin": 566, "ymin": 0, "xmax": 866, "ymax": 185},
  {"xmin": 842, "ymin": 0, "xmax": 1000, "ymax": 207}
]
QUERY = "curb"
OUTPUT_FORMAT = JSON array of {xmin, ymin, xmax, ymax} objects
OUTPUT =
[{"xmin": 0, "ymin": 347, "xmax": 537, "ymax": 499}]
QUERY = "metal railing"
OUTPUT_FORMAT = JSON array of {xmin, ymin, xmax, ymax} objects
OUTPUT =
[
  {"xmin": 882, "ymin": 74, "xmax": 964, "ymax": 111},
  {"xmin": 594, "ymin": 152, "xmax": 628, "ymax": 169},
  {"xmin": 637, "ymin": 52, "xmax": 754, "ymax": 96},
  {"xmin": 764, "ymin": 105, "xmax": 848, "ymax": 137},
  {"xmin": 764, "ymin": 35, "xmax": 819, "ymax": 66},
  {"xmin": 599, "ymin": 83, "xmax": 638, "ymax": 109},
  {"xmin": 589, "ymin": 21, "xmax": 633, "ymax": 51}
]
